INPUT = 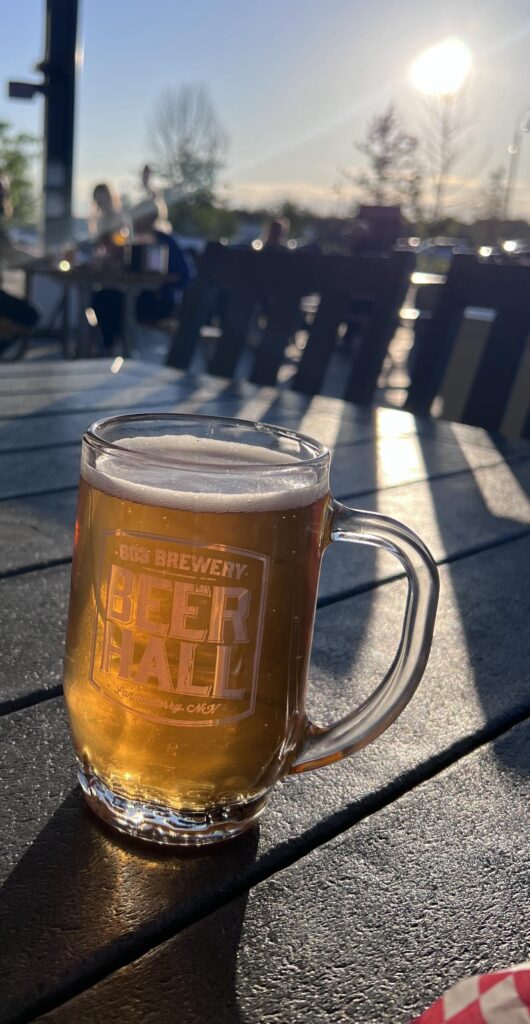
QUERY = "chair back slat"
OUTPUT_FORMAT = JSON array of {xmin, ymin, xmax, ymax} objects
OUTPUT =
[
  {"xmin": 166, "ymin": 278, "xmax": 211, "ymax": 370},
  {"xmin": 250, "ymin": 290, "xmax": 302, "ymax": 386},
  {"xmin": 345, "ymin": 251, "xmax": 413, "ymax": 404},
  {"xmin": 209, "ymin": 290, "xmax": 256, "ymax": 377},
  {"xmin": 406, "ymin": 282, "xmax": 463, "ymax": 416},
  {"xmin": 291, "ymin": 291, "xmax": 350, "ymax": 395},
  {"xmin": 406, "ymin": 255, "xmax": 530, "ymax": 431},
  {"xmin": 461, "ymin": 310, "xmax": 530, "ymax": 430},
  {"xmin": 521, "ymin": 397, "xmax": 530, "ymax": 438}
]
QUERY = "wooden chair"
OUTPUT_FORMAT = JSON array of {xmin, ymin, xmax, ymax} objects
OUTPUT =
[
  {"xmin": 406, "ymin": 255, "xmax": 530, "ymax": 433},
  {"xmin": 166, "ymin": 242, "xmax": 414, "ymax": 404}
]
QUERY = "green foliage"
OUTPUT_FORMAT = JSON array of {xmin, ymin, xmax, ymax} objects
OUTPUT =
[
  {"xmin": 168, "ymin": 193, "xmax": 238, "ymax": 240},
  {"xmin": 417, "ymin": 215, "xmax": 470, "ymax": 238},
  {"xmin": 0, "ymin": 121, "xmax": 38, "ymax": 224}
]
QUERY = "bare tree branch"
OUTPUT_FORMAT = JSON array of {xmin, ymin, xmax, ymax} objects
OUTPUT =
[
  {"xmin": 477, "ymin": 165, "xmax": 506, "ymax": 221},
  {"xmin": 148, "ymin": 84, "xmax": 227, "ymax": 199},
  {"xmin": 421, "ymin": 89, "xmax": 475, "ymax": 220}
]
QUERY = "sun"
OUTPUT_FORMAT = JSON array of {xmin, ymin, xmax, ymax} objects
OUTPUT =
[{"xmin": 410, "ymin": 39, "xmax": 472, "ymax": 97}]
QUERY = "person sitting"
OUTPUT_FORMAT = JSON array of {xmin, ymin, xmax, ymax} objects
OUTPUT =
[
  {"xmin": 90, "ymin": 190, "xmax": 191, "ymax": 353},
  {"xmin": 90, "ymin": 182, "xmax": 130, "ymax": 250},
  {"xmin": 130, "ymin": 195, "xmax": 191, "ymax": 324}
]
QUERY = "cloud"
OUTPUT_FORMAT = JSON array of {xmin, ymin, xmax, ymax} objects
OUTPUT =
[{"xmin": 227, "ymin": 178, "xmax": 357, "ymax": 212}]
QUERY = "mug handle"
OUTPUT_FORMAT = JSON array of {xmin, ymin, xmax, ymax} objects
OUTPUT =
[{"xmin": 290, "ymin": 501, "xmax": 439, "ymax": 773}]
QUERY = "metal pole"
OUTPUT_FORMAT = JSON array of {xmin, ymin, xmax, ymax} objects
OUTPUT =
[
  {"xmin": 503, "ymin": 119, "xmax": 521, "ymax": 222},
  {"xmin": 503, "ymin": 108, "xmax": 530, "ymax": 222},
  {"xmin": 39, "ymin": 0, "xmax": 79, "ymax": 249}
]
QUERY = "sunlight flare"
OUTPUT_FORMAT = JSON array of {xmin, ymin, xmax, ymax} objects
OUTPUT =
[{"xmin": 410, "ymin": 39, "xmax": 472, "ymax": 97}]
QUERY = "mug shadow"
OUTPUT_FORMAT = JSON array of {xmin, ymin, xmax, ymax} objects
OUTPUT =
[
  {"xmin": 80, "ymin": 889, "xmax": 254, "ymax": 1024},
  {"xmin": 0, "ymin": 787, "xmax": 258, "ymax": 1022},
  {"xmin": 310, "ymin": 403, "xmax": 380, "ymax": 692}
]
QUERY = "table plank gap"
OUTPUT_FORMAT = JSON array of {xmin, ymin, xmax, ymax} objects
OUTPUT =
[
  {"xmin": 0, "ymin": 685, "xmax": 63, "ymax": 718},
  {"xmin": 0, "ymin": 556, "xmax": 73, "ymax": 582}
]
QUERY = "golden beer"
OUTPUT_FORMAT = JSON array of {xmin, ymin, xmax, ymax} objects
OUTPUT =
[{"xmin": 64, "ymin": 421, "xmax": 330, "ymax": 842}]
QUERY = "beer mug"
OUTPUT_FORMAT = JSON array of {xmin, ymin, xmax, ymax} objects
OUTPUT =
[{"xmin": 64, "ymin": 413, "xmax": 438, "ymax": 846}]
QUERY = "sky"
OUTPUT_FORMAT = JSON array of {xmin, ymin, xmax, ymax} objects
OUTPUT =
[{"xmin": 2, "ymin": 0, "xmax": 530, "ymax": 218}]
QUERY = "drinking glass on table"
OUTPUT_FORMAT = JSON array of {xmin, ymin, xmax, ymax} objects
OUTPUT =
[{"xmin": 63, "ymin": 414, "xmax": 439, "ymax": 846}]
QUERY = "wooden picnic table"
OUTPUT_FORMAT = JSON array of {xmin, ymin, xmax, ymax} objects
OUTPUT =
[
  {"xmin": 1, "ymin": 358, "xmax": 529, "ymax": 1023},
  {"xmin": 24, "ymin": 261, "xmax": 180, "ymax": 357}
]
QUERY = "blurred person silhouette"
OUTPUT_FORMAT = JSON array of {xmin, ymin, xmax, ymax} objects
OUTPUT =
[
  {"xmin": 87, "ymin": 182, "xmax": 131, "ymax": 352},
  {"xmin": 140, "ymin": 164, "xmax": 157, "ymax": 199},
  {"xmin": 263, "ymin": 217, "xmax": 289, "ymax": 250},
  {"xmin": 131, "ymin": 194, "xmax": 191, "ymax": 323},
  {"xmin": 0, "ymin": 174, "xmax": 39, "ymax": 351},
  {"xmin": 348, "ymin": 217, "xmax": 373, "ymax": 255},
  {"xmin": 91, "ymin": 192, "xmax": 191, "ymax": 352},
  {"xmin": 90, "ymin": 182, "xmax": 130, "ymax": 250}
]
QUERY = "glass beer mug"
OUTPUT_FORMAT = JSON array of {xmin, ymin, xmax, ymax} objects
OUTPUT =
[{"xmin": 64, "ymin": 413, "xmax": 439, "ymax": 846}]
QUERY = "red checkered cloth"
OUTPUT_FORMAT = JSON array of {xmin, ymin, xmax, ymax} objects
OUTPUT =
[{"xmin": 412, "ymin": 964, "xmax": 530, "ymax": 1023}]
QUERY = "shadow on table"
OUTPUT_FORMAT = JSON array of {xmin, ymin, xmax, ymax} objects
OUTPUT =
[
  {"xmin": 417, "ymin": 427, "xmax": 530, "ymax": 777},
  {"xmin": 295, "ymin": 403, "xmax": 380, "ymax": 737},
  {"xmin": 0, "ymin": 788, "xmax": 258, "ymax": 1022},
  {"xmin": 84, "ymin": 889, "xmax": 255, "ymax": 1024}
]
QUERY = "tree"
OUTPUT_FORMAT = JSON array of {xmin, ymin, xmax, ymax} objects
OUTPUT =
[
  {"xmin": 478, "ymin": 166, "xmax": 506, "ymax": 222},
  {"xmin": 466, "ymin": 166, "xmax": 509, "ymax": 246},
  {"xmin": 348, "ymin": 105, "xmax": 422, "ymax": 221},
  {"xmin": 168, "ymin": 194, "xmax": 238, "ymax": 240},
  {"xmin": 421, "ymin": 91, "xmax": 474, "ymax": 221},
  {"xmin": 148, "ymin": 84, "xmax": 227, "ymax": 200},
  {"xmin": 0, "ymin": 121, "xmax": 38, "ymax": 223}
]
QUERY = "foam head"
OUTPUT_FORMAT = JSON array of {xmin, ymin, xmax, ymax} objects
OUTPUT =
[{"xmin": 82, "ymin": 434, "xmax": 329, "ymax": 513}]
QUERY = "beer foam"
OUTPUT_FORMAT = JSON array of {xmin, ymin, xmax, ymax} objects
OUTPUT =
[{"xmin": 82, "ymin": 434, "xmax": 328, "ymax": 512}]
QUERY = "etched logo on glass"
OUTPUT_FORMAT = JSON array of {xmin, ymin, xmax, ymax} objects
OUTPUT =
[{"xmin": 90, "ymin": 530, "xmax": 269, "ymax": 727}]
